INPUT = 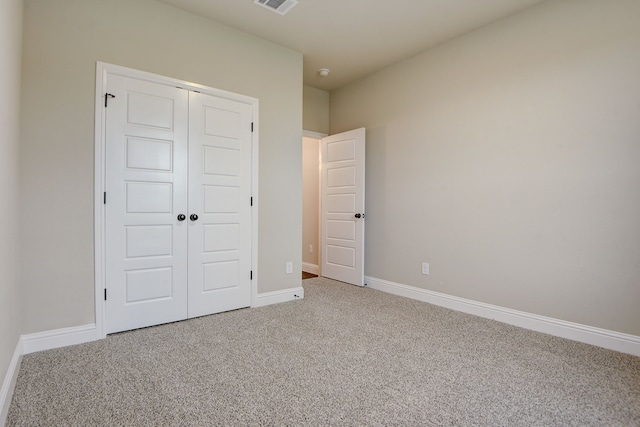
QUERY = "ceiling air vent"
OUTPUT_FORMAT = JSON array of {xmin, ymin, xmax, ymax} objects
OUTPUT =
[{"xmin": 253, "ymin": 0, "xmax": 299, "ymax": 16}]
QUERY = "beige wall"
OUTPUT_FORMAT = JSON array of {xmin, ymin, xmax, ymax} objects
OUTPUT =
[
  {"xmin": 0, "ymin": 0, "xmax": 23, "ymax": 406},
  {"xmin": 330, "ymin": 0, "xmax": 640, "ymax": 336},
  {"xmin": 20, "ymin": 0, "xmax": 302, "ymax": 334},
  {"xmin": 303, "ymin": 85, "xmax": 330, "ymax": 134},
  {"xmin": 302, "ymin": 137, "xmax": 320, "ymax": 268}
]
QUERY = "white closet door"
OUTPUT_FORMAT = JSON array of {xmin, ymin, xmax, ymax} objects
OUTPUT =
[
  {"xmin": 187, "ymin": 92, "xmax": 253, "ymax": 317},
  {"xmin": 105, "ymin": 76, "xmax": 189, "ymax": 334}
]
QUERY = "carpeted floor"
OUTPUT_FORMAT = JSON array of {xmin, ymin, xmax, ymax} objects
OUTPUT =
[{"xmin": 7, "ymin": 277, "xmax": 640, "ymax": 426}]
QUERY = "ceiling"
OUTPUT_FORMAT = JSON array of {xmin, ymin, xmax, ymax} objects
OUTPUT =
[{"xmin": 158, "ymin": 0, "xmax": 547, "ymax": 91}]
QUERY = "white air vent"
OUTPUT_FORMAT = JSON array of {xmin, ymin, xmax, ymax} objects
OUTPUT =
[{"xmin": 253, "ymin": 0, "xmax": 299, "ymax": 16}]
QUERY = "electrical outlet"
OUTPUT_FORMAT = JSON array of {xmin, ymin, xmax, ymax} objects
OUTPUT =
[
  {"xmin": 309, "ymin": 244, "xmax": 313, "ymax": 254},
  {"xmin": 422, "ymin": 262, "xmax": 430, "ymax": 275},
  {"xmin": 286, "ymin": 261, "xmax": 293, "ymax": 274}
]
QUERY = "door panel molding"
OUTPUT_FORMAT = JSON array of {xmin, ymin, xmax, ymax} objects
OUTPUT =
[{"xmin": 95, "ymin": 62, "xmax": 259, "ymax": 338}]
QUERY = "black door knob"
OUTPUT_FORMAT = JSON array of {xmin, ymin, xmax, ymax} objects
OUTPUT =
[
  {"xmin": 355, "ymin": 213, "xmax": 362, "ymax": 218},
  {"xmin": 190, "ymin": 214, "xmax": 199, "ymax": 221},
  {"xmin": 177, "ymin": 214, "xmax": 186, "ymax": 221}
]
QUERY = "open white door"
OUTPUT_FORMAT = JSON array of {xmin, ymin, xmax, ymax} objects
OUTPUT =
[{"xmin": 320, "ymin": 128, "xmax": 366, "ymax": 286}]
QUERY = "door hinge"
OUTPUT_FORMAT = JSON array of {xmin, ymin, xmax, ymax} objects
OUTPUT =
[
  {"xmin": 251, "ymin": 122, "xmax": 254, "ymax": 132},
  {"xmin": 250, "ymin": 197, "xmax": 253, "ymax": 206},
  {"xmin": 103, "ymin": 192, "xmax": 106, "ymax": 204},
  {"xmin": 250, "ymin": 271, "xmax": 253, "ymax": 280},
  {"xmin": 104, "ymin": 289, "xmax": 107, "ymax": 301},
  {"xmin": 105, "ymin": 93, "xmax": 115, "ymax": 108}
]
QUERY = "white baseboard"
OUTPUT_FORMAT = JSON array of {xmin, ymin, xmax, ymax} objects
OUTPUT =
[
  {"xmin": 19, "ymin": 289, "xmax": 308, "ymax": 355},
  {"xmin": 21, "ymin": 324, "xmax": 99, "ymax": 355},
  {"xmin": 0, "ymin": 339, "xmax": 22, "ymax": 426},
  {"xmin": 252, "ymin": 287, "xmax": 304, "ymax": 308},
  {"xmin": 302, "ymin": 262, "xmax": 319, "ymax": 275},
  {"xmin": 365, "ymin": 276, "xmax": 640, "ymax": 357}
]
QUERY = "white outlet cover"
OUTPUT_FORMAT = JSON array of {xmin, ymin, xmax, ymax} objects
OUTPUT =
[
  {"xmin": 422, "ymin": 263, "xmax": 430, "ymax": 275},
  {"xmin": 286, "ymin": 262, "xmax": 293, "ymax": 274}
]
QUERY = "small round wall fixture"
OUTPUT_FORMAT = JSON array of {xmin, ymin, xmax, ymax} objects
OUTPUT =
[{"xmin": 318, "ymin": 68, "xmax": 330, "ymax": 77}]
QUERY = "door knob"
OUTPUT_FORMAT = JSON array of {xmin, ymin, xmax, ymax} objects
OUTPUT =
[
  {"xmin": 177, "ymin": 214, "xmax": 186, "ymax": 221},
  {"xmin": 190, "ymin": 214, "xmax": 199, "ymax": 221},
  {"xmin": 355, "ymin": 213, "xmax": 362, "ymax": 218}
]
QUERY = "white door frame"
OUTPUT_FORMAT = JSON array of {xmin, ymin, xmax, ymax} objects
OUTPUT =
[{"xmin": 94, "ymin": 62, "xmax": 259, "ymax": 339}]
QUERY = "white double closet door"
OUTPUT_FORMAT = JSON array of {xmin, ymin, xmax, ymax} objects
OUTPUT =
[{"xmin": 105, "ymin": 75, "xmax": 252, "ymax": 334}]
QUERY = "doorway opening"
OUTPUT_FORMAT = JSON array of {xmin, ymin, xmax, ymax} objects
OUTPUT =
[{"xmin": 302, "ymin": 131, "xmax": 325, "ymax": 280}]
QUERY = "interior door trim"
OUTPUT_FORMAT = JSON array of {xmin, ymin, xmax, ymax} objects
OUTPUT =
[{"xmin": 94, "ymin": 62, "xmax": 259, "ymax": 339}]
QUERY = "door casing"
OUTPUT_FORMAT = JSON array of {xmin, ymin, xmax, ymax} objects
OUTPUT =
[{"xmin": 94, "ymin": 62, "xmax": 259, "ymax": 339}]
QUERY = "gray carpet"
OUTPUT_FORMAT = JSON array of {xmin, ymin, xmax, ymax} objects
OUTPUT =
[{"xmin": 7, "ymin": 278, "xmax": 640, "ymax": 426}]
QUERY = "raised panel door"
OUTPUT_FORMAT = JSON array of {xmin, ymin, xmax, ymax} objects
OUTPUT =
[
  {"xmin": 105, "ymin": 76, "xmax": 189, "ymax": 333},
  {"xmin": 104, "ymin": 73, "xmax": 253, "ymax": 333},
  {"xmin": 321, "ymin": 128, "xmax": 366, "ymax": 286},
  {"xmin": 187, "ymin": 92, "xmax": 253, "ymax": 317}
]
